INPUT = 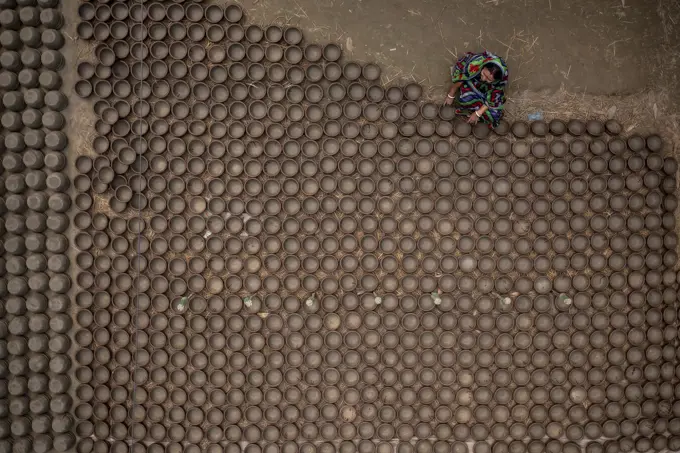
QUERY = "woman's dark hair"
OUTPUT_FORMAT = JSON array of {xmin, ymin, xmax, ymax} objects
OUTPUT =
[{"xmin": 483, "ymin": 63, "xmax": 503, "ymax": 81}]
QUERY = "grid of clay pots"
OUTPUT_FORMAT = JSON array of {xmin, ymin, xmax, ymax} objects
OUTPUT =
[
  {"xmin": 0, "ymin": 1, "xmax": 75, "ymax": 452},
  {"xmin": 70, "ymin": 1, "xmax": 680, "ymax": 453}
]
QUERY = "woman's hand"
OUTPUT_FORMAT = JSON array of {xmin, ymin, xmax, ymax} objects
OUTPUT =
[
  {"xmin": 444, "ymin": 94, "xmax": 454, "ymax": 105},
  {"xmin": 467, "ymin": 112, "xmax": 479, "ymax": 124}
]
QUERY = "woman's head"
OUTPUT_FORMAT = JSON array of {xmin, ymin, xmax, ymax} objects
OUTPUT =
[{"xmin": 480, "ymin": 63, "xmax": 503, "ymax": 83}]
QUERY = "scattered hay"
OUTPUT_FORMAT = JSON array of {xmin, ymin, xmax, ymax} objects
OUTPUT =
[
  {"xmin": 92, "ymin": 193, "xmax": 114, "ymax": 217},
  {"xmin": 507, "ymin": 85, "xmax": 667, "ymax": 128}
]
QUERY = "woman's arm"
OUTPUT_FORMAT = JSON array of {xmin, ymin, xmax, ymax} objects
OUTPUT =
[
  {"xmin": 467, "ymin": 105, "xmax": 489, "ymax": 124},
  {"xmin": 444, "ymin": 82, "xmax": 462, "ymax": 105}
]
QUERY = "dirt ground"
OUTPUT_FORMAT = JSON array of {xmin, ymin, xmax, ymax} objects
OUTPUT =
[{"xmin": 236, "ymin": 0, "xmax": 680, "ymax": 151}]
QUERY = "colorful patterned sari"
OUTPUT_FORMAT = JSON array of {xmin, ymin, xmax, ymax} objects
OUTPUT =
[{"xmin": 451, "ymin": 51, "xmax": 509, "ymax": 127}]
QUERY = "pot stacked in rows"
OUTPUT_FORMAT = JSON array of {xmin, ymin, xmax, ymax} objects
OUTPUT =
[
  {"xmin": 0, "ymin": 0, "xmax": 73, "ymax": 452},
  {"xmin": 72, "ymin": 1, "xmax": 680, "ymax": 453}
]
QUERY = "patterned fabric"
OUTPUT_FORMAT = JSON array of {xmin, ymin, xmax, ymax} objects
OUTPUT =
[{"xmin": 451, "ymin": 51, "xmax": 508, "ymax": 127}]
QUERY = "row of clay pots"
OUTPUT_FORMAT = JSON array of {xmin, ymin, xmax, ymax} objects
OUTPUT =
[
  {"xmin": 82, "ymin": 186, "xmax": 660, "ymax": 230},
  {"xmin": 71, "ymin": 142, "xmax": 678, "ymax": 189},
  {"xmin": 72, "ymin": 196, "xmax": 676, "ymax": 237},
  {"xmin": 77, "ymin": 63, "xmax": 382, "ymax": 102},
  {"xmin": 73, "ymin": 437, "xmax": 680, "ymax": 453},
  {"xmin": 76, "ymin": 323, "xmax": 659, "ymax": 380},
  {"xmin": 94, "ymin": 139, "xmax": 676, "ymax": 182},
  {"xmin": 78, "ymin": 35, "xmax": 344, "ymax": 67},
  {"xmin": 498, "ymin": 119, "xmax": 662, "ymax": 146},
  {"xmin": 1, "ymin": 27, "xmax": 64, "ymax": 50},
  {"xmin": 67, "ymin": 178, "xmax": 675, "ymax": 228},
  {"xmin": 70, "ymin": 386, "xmax": 675, "ymax": 430},
  {"xmin": 78, "ymin": 3, "xmax": 245, "ymax": 28},
  {"xmin": 93, "ymin": 134, "xmax": 671, "ymax": 176},
  {"xmin": 73, "ymin": 286, "xmax": 676, "ymax": 328},
  {"xmin": 0, "ymin": 5, "xmax": 64, "ymax": 29},
  {"xmin": 71, "ymin": 194, "xmax": 675, "ymax": 246},
  {"xmin": 72, "ymin": 186, "xmax": 675, "ymax": 231},
  {"xmin": 73, "ymin": 242, "xmax": 673, "ymax": 284},
  {"xmin": 73, "ymin": 200, "xmax": 675, "ymax": 258},
  {"xmin": 1, "ymin": 48, "xmax": 64, "ymax": 72},
  {"xmin": 72, "ymin": 281, "xmax": 676, "ymax": 323},
  {"xmin": 59, "ymin": 285, "xmax": 680, "ymax": 341},
  {"xmin": 70, "ymin": 268, "xmax": 671, "ymax": 309},
  {"xmin": 72, "ymin": 211, "xmax": 674, "ymax": 264},
  {"xmin": 74, "ymin": 303, "xmax": 671, "ymax": 365},
  {"xmin": 81, "ymin": 88, "xmax": 449, "ymax": 132},
  {"xmin": 71, "ymin": 251, "xmax": 676, "ymax": 295},
  {"xmin": 71, "ymin": 179, "xmax": 675, "ymax": 229},
  {"xmin": 73, "ymin": 330, "xmax": 678, "ymax": 389}
]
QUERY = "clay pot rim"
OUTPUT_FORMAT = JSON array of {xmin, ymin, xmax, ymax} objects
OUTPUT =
[
  {"xmin": 225, "ymin": 4, "xmax": 243, "ymax": 22},
  {"xmin": 265, "ymin": 25, "xmax": 283, "ymax": 42},
  {"xmin": 323, "ymin": 43, "xmax": 341, "ymax": 61},
  {"xmin": 284, "ymin": 27, "xmax": 303, "ymax": 45},
  {"xmin": 75, "ymin": 80, "xmax": 93, "ymax": 97}
]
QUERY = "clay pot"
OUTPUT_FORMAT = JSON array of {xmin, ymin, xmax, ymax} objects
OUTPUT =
[
  {"xmin": 346, "ymin": 83, "xmax": 364, "ymax": 101},
  {"xmin": 472, "ymin": 123, "xmax": 489, "ymax": 139},
  {"xmin": 531, "ymin": 120, "xmax": 548, "ymax": 136},
  {"xmin": 586, "ymin": 120, "xmax": 604, "ymax": 136},
  {"xmin": 206, "ymin": 24, "xmax": 225, "ymax": 43},
  {"xmin": 450, "ymin": 120, "xmax": 470, "ymax": 138},
  {"xmin": 605, "ymin": 119, "xmax": 622, "ymax": 134},
  {"xmin": 248, "ymin": 62, "xmax": 266, "ymax": 81},
  {"xmin": 343, "ymin": 62, "xmax": 362, "ymax": 80},
  {"xmin": 227, "ymin": 42, "xmax": 245, "ymax": 61},
  {"xmin": 283, "ymin": 46, "xmax": 302, "ymax": 65},
  {"xmin": 320, "ymin": 43, "xmax": 341, "ymax": 62},
  {"xmin": 361, "ymin": 63, "xmax": 381, "ymax": 81},
  {"xmin": 190, "ymin": 63, "xmax": 208, "ymax": 81},
  {"xmin": 169, "ymin": 41, "xmax": 187, "ymax": 60},
  {"xmin": 628, "ymin": 135, "xmax": 645, "ymax": 151},
  {"xmin": 75, "ymin": 80, "xmax": 92, "ymax": 98},
  {"xmin": 567, "ymin": 119, "xmax": 586, "ymax": 135},
  {"xmin": 284, "ymin": 27, "xmax": 303, "ymax": 45},
  {"xmin": 77, "ymin": 61, "xmax": 95, "ymax": 80},
  {"xmin": 112, "ymin": 40, "xmax": 129, "ymax": 59},
  {"xmin": 247, "ymin": 44, "xmax": 264, "ymax": 62},
  {"xmin": 225, "ymin": 4, "xmax": 243, "ymax": 22},
  {"xmin": 110, "ymin": 21, "xmax": 128, "ymax": 40},
  {"xmin": 208, "ymin": 65, "xmax": 227, "ymax": 83},
  {"xmin": 404, "ymin": 82, "xmax": 422, "ymax": 100},
  {"xmin": 321, "ymin": 62, "xmax": 341, "ymax": 81},
  {"xmin": 259, "ymin": 27, "xmax": 281, "ymax": 47},
  {"xmin": 647, "ymin": 134, "xmax": 662, "ymax": 151},
  {"xmin": 165, "ymin": 3, "xmax": 184, "ymax": 21},
  {"xmin": 228, "ymin": 63, "xmax": 246, "ymax": 82},
  {"xmin": 511, "ymin": 121, "xmax": 529, "ymax": 138}
]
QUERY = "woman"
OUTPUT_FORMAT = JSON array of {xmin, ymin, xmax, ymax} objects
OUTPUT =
[{"xmin": 444, "ymin": 51, "xmax": 508, "ymax": 128}]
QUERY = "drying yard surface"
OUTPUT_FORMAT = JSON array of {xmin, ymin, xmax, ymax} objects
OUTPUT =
[{"xmin": 1, "ymin": 1, "xmax": 680, "ymax": 453}]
